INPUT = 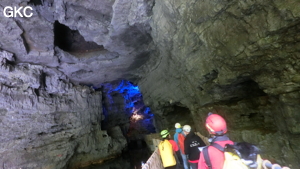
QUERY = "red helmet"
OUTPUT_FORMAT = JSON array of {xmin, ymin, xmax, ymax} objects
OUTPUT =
[{"xmin": 205, "ymin": 113, "xmax": 227, "ymax": 135}]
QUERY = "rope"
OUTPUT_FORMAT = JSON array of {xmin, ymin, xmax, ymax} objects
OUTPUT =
[
  {"xmin": 142, "ymin": 133, "xmax": 292, "ymax": 169},
  {"xmin": 262, "ymin": 160, "xmax": 291, "ymax": 169}
]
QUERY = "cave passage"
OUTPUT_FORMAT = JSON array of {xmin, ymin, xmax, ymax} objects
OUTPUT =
[
  {"xmin": 101, "ymin": 80, "xmax": 156, "ymax": 139},
  {"xmin": 1, "ymin": 0, "xmax": 299, "ymax": 168},
  {"xmin": 100, "ymin": 80, "xmax": 155, "ymax": 168}
]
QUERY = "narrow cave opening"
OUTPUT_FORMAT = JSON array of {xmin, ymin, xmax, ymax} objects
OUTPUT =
[
  {"xmin": 160, "ymin": 105, "xmax": 195, "ymax": 132},
  {"xmin": 53, "ymin": 21, "xmax": 104, "ymax": 55},
  {"xmin": 100, "ymin": 80, "xmax": 155, "ymax": 169}
]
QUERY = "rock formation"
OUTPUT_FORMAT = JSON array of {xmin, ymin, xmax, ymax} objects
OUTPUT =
[
  {"xmin": 0, "ymin": 0, "xmax": 299, "ymax": 168},
  {"xmin": 139, "ymin": 0, "xmax": 300, "ymax": 167},
  {"xmin": 0, "ymin": 50, "xmax": 127, "ymax": 168}
]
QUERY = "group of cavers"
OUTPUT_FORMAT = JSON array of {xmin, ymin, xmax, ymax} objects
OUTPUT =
[{"xmin": 157, "ymin": 113, "xmax": 289, "ymax": 169}]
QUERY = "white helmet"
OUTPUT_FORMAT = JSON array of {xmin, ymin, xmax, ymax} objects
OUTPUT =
[
  {"xmin": 183, "ymin": 125, "xmax": 191, "ymax": 132},
  {"xmin": 175, "ymin": 123, "xmax": 181, "ymax": 128}
]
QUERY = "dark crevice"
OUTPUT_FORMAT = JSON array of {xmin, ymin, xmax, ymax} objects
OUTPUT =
[
  {"xmin": 37, "ymin": 132, "xmax": 46, "ymax": 136},
  {"xmin": 34, "ymin": 89, "xmax": 40, "ymax": 97},
  {"xmin": 69, "ymin": 135, "xmax": 76, "ymax": 141},
  {"xmin": 40, "ymin": 72, "xmax": 47, "ymax": 90},
  {"xmin": 53, "ymin": 21, "xmax": 104, "ymax": 55},
  {"xmin": 20, "ymin": 33, "xmax": 30, "ymax": 54},
  {"xmin": 5, "ymin": 59, "xmax": 16, "ymax": 72},
  {"xmin": 206, "ymin": 79, "xmax": 267, "ymax": 105},
  {"xmin": 5, "ymin": 59, "xmax": 16, "ymax": 66},
  {"xmin": 28, "ymin": 0, "xmax": 43, "ymax": 6},
  {"xmin": 235, "ymin": 79, "xmax": 267, "ymax": 97}
]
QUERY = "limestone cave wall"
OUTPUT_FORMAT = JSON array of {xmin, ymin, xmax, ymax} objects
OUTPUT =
[
  {"xmin": 0, "ymin": 0, "xmax": 153, "ymax": 167},
  {"xmin": 0, "ymin": 51, "xmax": 126, "ymax": 168},
  {"xmin": 0, "ymin": 0, "xmax": 299, "ymax": 168},
  {"xmin": 139, "ymin": 0, "xmax": 300, "ymax": 167}
]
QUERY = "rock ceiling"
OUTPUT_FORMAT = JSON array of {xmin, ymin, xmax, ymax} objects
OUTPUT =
[{"xmin": 0, "ymin": 0, "xmax": 155, "ymax": 87}]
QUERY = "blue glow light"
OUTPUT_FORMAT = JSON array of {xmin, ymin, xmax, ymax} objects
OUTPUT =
[
  {"xmin": 144, "ymin": 107, "xmax": 150, "ymax": 114},
  {"xmin": 101, "ymin": 80, "xmax": 156, "ymax": 134},
  {"xmin": 109, "ymin": 80, "xmax": 142, "ymax": 110}
]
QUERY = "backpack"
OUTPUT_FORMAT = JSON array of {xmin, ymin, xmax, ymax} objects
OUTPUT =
[
  {"xmin": 178, "ymin": 133, "xmax": 185, "ymax": 154},
  {"xmin": 203, "ymin": 142, "xmax": 262, "ymax": 169},
  {"xmin": 158, "ymin": 140, "xmax": 176, "ymax": 167}
]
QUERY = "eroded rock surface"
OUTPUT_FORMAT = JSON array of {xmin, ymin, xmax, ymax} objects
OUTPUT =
[
  {"xmin": 0, "ymin": 0, "xmax": 155, "ymax": 86},
  {"xmin": 0, "ymin": 50, "xmax": 126, "ymax": 168},
  {"xmin": 0, "ymin": 0, "xmax": 154, "ymax": 168},
  {"xmin": 0, "ymin": 0, "xmax": 300, "ymax": 168},
  {"xmin": 139, "ymin": 0, "xmax": 300, "ymax": 167}
]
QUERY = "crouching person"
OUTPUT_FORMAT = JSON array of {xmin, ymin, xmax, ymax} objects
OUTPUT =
[{"xmin": 159, "ymin": 130, "xmax": 180, "ymax": 169}]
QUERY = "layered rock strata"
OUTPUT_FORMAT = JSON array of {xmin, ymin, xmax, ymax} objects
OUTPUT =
[
  {"xmin": 0, "ymin": 50, "xmax": 126, "ymax": 168},
  {"xmin": 139, "ymin": 0, "xmax": 300, "ymax": 167},
  {"xmin": 0, "ymin": 0, "xmax": 154, "ymax": 86},
  {"xmin": 0, "ymin": 0, "xmax": 300, "ymax": 168}
]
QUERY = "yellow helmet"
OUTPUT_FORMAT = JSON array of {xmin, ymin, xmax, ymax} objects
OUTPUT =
[{"xmin": 175, "ymin": 123, "xmax": 181, "ymax": 128}]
